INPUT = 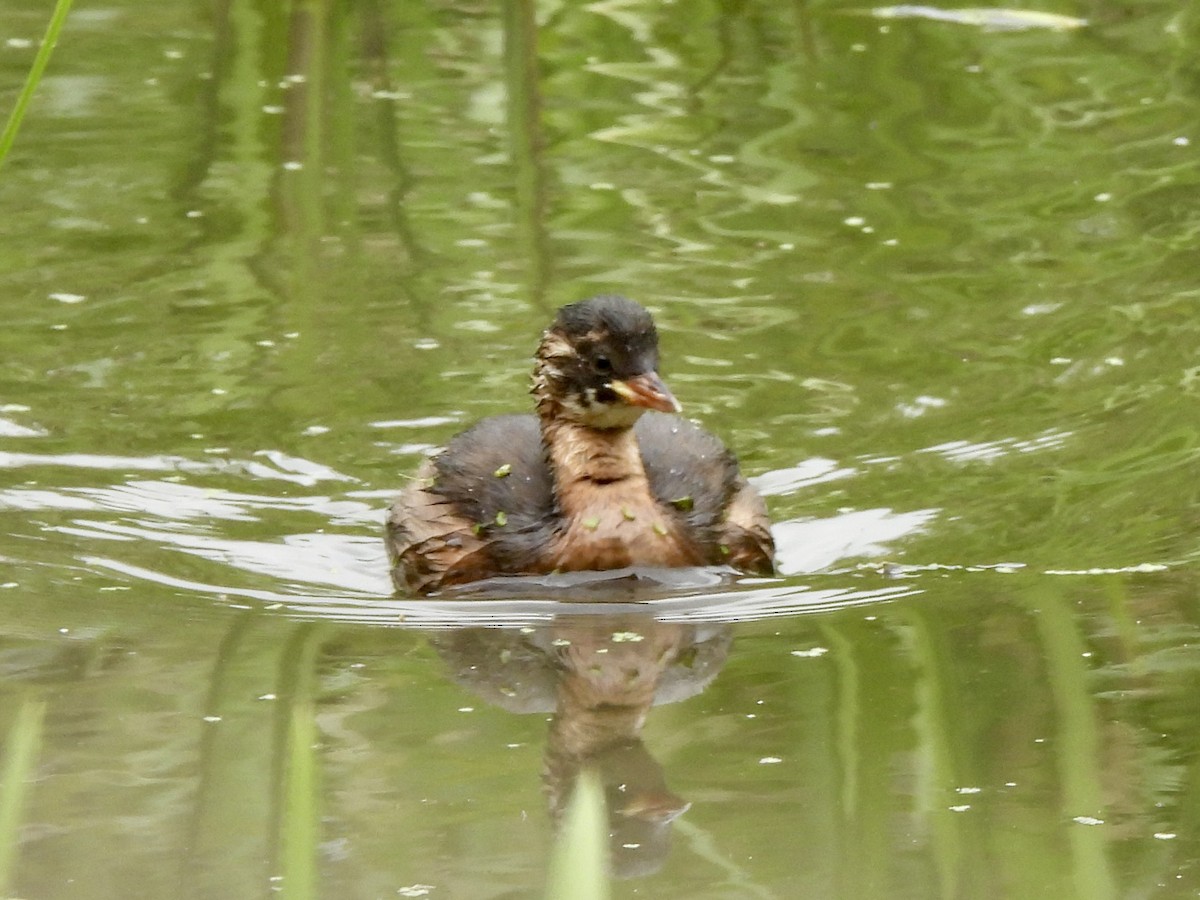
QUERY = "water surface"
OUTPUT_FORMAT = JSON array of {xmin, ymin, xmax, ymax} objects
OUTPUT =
[{"xmin": 0, "ymin": 1, "xmax": 1198, "ymax": 897}]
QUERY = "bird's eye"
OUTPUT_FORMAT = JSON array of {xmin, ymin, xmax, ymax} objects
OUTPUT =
[{"xmin": 594, "ymin": 356, "xmax": 613, "ymax": 374}]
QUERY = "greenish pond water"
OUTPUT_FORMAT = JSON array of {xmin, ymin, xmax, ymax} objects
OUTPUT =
[{"xmin": 1, "ymin": 1, "xmax": 1198, "ymax": 897}]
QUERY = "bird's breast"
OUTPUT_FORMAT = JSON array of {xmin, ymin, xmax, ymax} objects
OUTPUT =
[{"xmin": 547, "ymin": 479, "xmax": 703, "ymax": 571}]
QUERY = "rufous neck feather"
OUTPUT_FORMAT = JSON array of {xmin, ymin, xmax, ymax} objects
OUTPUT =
[{"xmin": 541, "ymin": 418, "xmax": 646, "ymax": 495}]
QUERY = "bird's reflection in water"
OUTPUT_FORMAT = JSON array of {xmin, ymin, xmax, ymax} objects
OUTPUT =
[{"xmin": 430, "ymin": 614, "xmax": 731, "ymax": 877}]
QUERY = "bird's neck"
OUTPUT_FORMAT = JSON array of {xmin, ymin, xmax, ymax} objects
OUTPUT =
[{"xmin": 540, "ymin": 416, "xmax": 648, "ymax": 513}]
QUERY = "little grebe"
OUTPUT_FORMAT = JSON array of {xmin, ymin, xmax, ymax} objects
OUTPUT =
[{"xmin": 387, "ymin": 295, "xmax": 774, "ymax": 594}]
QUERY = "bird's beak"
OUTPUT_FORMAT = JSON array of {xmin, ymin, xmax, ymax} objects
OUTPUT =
[{"xmin": 609, "ymin": 372, "xmax": 682, "ymax": 414}]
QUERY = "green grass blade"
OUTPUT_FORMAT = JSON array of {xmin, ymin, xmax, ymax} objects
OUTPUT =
[
  {"xmin": 545, "ymin": 769, "xmax": 609, "ymax": 900},
  {"xmin": 0, "ymin": 0, "xmax": 76, "ymax": 170},
  {"xmin": 280, "ymin": 699, "xmax": 319, "ymax": 900},
  {"xmin": 0, "ymin": 697, "xmax": 47, "ymax": 895},
  {"xmin": 272, "ymin": 623, "xmax": 326, "ymax": 900}
]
